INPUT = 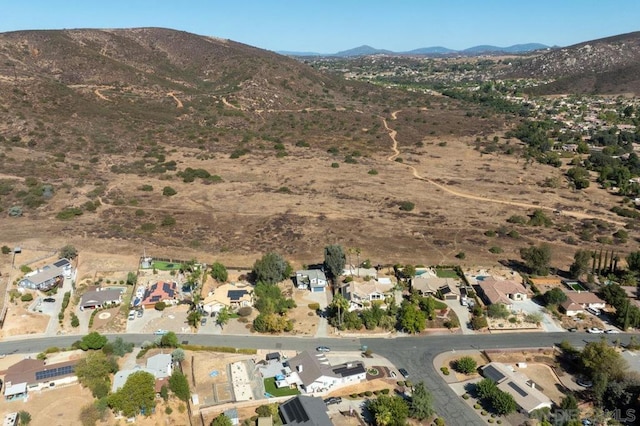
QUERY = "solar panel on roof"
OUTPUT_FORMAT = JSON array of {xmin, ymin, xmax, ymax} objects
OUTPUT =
[
  {"xmin": 507, "ymin": 381, "xmax": 529, "ymax": 397},
  {"xmin": 150, "ymin": 295, "xmax": 161, "ymax": 302},
  {"xmin": 35, "ymin": 365, "xmax": 75, "ymax": 381},
  {"xmin": 228, "ymin": 290, "xmax": 247, "ymax": 301}
]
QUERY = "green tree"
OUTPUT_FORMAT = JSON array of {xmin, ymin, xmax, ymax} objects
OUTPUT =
[
  {"xmin": 75, "ymin": 351, "xmax": 118, "ymax": 397},
  {"xmin": 409, "ymin": 381, "xmax": 434, "ymax": 420},
  {"xmin": 1, "ymin": 245, "xmax": 11, "ymax": 255},
  {"xmin": 18, "ymin": 411, "xmax": 31, "ymax": 425},
  {"xmin": 367, "ymin": 395, "xmax": 409, "ymax": 426},
  {"xmin": 566, "ymin": 166, "xmax": 590, "ymax": 189},
  {"xmin": 252, "ymin": 252, "xmax": 292, "ymax": 285},
  {"xmin": 160, "ymin": 385, "xmax": 169, "ymax": 402},
  {"xmin": 398, "ymin": 301, "xmax": 426, "ymax": 334},
  {"xmin": 581, "ymin": 340, "xmax": 628, "ymax": 382},
  {"xmin": 543, "ymin": 287, "xmax": 567, "ymax": 306},
  {"xmin": 171, "ymin": 348, "xmax": 185, "ymax": 363},
  {"xmin": 559, "ymin": 393, "xmax": 578, "ymax": 410},
  {"xmin": 476, "ymin": 378, "xmax": 498, "ymax": 399},
  {"xmin": 154, "ymin": 301, "xmax": 167, "ymax": 311},
  {"xmin": 520, "ymin": 243, "xmax": 552, "ymax": 275},
  {"xmin": 79, "ymin": 332, "xmax": 108, "ymax": 351},
  {"xmin": 216, "ymin": 307, "xmax": 230, "ymax": 329},
  {"xmin": 487, "ymin": 303, "xmax": 510, "ymax": 319},
  {"xmin": 110, "ymin": 337, "xmax": 134, "ymax": 357},
  {"xmin": 569, "ymin": 249, "xmax": 592, "ymax": 279},
  {"xmin": 329, "ymin": 293, "xmax": 349, "ymax": 328},
  {"xmin": 160, "ymin": 331, "xmax": 179, "ymax": 348},
  {"xmin": 491, "ymin": 389, "xmax": 517, "ymax": 415},
  {"xmin": 107, "ymin": 371, "xmax": 156, "ymax": 417},
  {"xmin": 210, "ymin": 262, "xmax": 228, "ymax": 282},
  {"xmin": 626, "ymin": 251, "xmax": 640, "ymax": 273},
  {"xmin": 168, "ymin": 370, "xmax": 190, "ymax": 402},
  {"xmin": 162, "ymin": 186, "xmax": 177, "ymax": 196},
  {"xmin": 528, "ymin": 209, "xmax": 552, "ymax": 227},
  {"xmin": 324, "ymin": 244, "xmax": 346, "ymax": 284},
  {"xmin": 454, "ymin": 356, "xmax": 477, "ymax": 374},
  {"xmin": 60, "ymin": 244, "xmax": 78, "ymax": 260},
  {"xmin": 187, "ymin": 310, "xmax": 202, "ymax": 327},
  {"xmin": 211, "ymin": 414, "xmax": 233, "ymax": 426},
  {"xmin": 126, "ymin": 272, "xmax": 137, "ymax": 286}
]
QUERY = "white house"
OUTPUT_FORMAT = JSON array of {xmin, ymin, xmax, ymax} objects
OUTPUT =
[
  {"xmin": 295, "ymin": 270, "xmax": 328, "ymax": 292},
  {"xmin": 277, "ymin": 351, "xmax": 366, "ymax": 394},
  {"xmin": 560, "ymin": 301, "xmax": 584, "ymax": 317},
  {"xmin": 481, "ymin": 362, "xmax": 552, "ymax": 414},
  {"xmin": 342, "ymin": 281, "xmax": 394, "ymax": 311},
  {"xmin": 565, "ymin": 291, "xmax": 606, "ymax": 310},
  {"xmin": 18, "ymin": 259, "xmax": 72, "ymax": 291}
]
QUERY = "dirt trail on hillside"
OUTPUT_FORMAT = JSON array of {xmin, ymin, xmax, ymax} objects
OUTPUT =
[
  {"xmin": 382, "ymin": 112, "xmax": 625, "ymax": 227},
  {"xmin": 94, "ymin": 88, "xmax": 109, "ymax": 101},
  {"xmin": 167, "ymin": 92, "xmax": 183, "ymax": 108}
]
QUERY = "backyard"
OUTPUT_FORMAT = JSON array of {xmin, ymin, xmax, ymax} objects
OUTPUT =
[
  {"xmin": 263, "ymin": 377, "xmax": 300, "ymax": 397},
  {"xmin": 435, "ymin": 268, "xmax": 460, "ymax": 279}
]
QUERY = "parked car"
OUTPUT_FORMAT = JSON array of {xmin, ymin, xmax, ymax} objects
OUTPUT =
[
  {"xmin": 605, "ymin": 329, "xmax": 620, "ymax": 334},
  {"xmin": 316, "ymin": 346, "xmax": 331, "ymax": 353},
  {"xmin": 577, "ymin": 379, "xmax": 593, "ymax": 388},
  {"xmin": 324, "ymin": 397, "xmax": 342, "ymax": 406},
  {"xmin": 567, "ymin": 327, "xmax": 578, "ymax": 332},
  {"xmin": 43, "ymin": 297, "xmax": 56, "ymax": 303},
  {"xmin": 137, "ymin": 309, "xmax": 144, "ymax": 318},
  {"xmin": 154, "ymin": 329, "xmax": 169, "ymax": 335},
  {"xmin": 128, "ymin": 310, "xmax": 136, "ymax": 321},
  {"xmin": 586, "ymin": 307, "xmax": 601, "ymax": 316},
  {"xmin": 200, "ymin": 317, "xmax": 207, "ymax": 326},
  {"xmin": 587, "ymin": 327, "xmax": 604, "ymax": 334},
  {"xmin": 399, "ymin": 368, "xmax": 410, "ymax": 378}
]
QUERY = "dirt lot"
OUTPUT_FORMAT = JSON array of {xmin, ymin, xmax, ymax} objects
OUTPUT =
[{"xmin": 0, "ymin": 304, "xmax": 49, "ymax": 338}]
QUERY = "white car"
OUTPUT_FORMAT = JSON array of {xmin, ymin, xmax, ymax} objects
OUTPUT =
[
  {"xmin": 605, "ymin": 329, "xmax": 620, "ymax": 334},
  {"xmin": 154, "ymin": 329, "xmax": 169, "ymax": 335},
  {"xmin": 587, "ymin": 327, "xmax": 604, "ymax": 334}
]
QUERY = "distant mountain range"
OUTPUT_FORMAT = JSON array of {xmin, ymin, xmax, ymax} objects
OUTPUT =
[{"xmin": 278, "ymin": 43, "xmax": 550, "ymax": 57}]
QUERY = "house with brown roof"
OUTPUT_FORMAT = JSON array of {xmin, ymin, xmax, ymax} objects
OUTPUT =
[
  {"xmin": 411, "ymin": 276, "xmax": 461, "ymax": 300},
  {"xmin": 201, "ymin": 282, "xmax": 254, "ymax": 313},
  {"xmin": 560, "ymin": 300, "xmax": 585, "ymax": 317},
  {"xmin": 481, "ymin": 362, "xmax": 552, "ymax": 413},
  {"xmin": 342, "ymin": 280, "xmax": 394, "ymax": 311},
  {"xmin": 477, "ymin": 277, "xmax": 528, "ymax": 306},
  {"xmin": 565, "ymin": 291, "xmax": 606, "ymax": 310},
  {"xmin": 4, "ymin": 359, "xmax": 77, "ymax": 400},
  {"xmin": 79, "ymin": 287, "xmax": 123, "ymax": 310},
  {"xmin": 140, "ymin": 281, "xmax": 178, "ymax": 308},
  {"xmin": 277, "ymin": 351, "xmax": 366, "ymax": 394}
]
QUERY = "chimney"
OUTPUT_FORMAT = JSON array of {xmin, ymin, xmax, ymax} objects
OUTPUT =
[{"xmin": 297, "ymin": 365, "xmax": 303, "ymax": 373}]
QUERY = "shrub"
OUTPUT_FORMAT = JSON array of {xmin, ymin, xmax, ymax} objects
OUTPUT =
[
  {"xmin": 364, "ymin": 391, "xmax": 373, "ymax": 397},
  {"xmin": 397, "ymin": 381, "xmax": 405, "ymax": 387},
  {"xmin": 435, "ymin": 418, "xmax": 445, "ymax": 426},
  {"xmin": 238, "ymin": 307, "xmax": 252, "ymax": 317},
  {"xmin": 489, "ymin": 246, "xmax": 503, "ymax": 254},
  {"xmin": 162, "ymin": 186, "xmax": 177, "ymax": 196},
  {"xmin": 381, "ymin": 388, "xmax": 390, "ymax": 395},
  {"xmin": 139, "ymin": 185, "xmax": 153, "ymax": 191},
  {"xmin": 161, "ymin": 215, "xmax": 176, "ymax": 226},
  {"xmin": 71, "ymin": 313, "xmax": 80, "ymax": 327},
  {"xmin": 56, "ymin": 207, "xmax": 83, "ymax": 220},
  {"xmin": 21, "ymin": 293, "xmax": 33, "ymax": 302},
  {"xmin": 155, "ymin": 301, "xmax": 167, "ymax": 311},
  {"xmin": 398, "ymin": 201, "xmax": 415, "ymax": 211},
  {"xmin": 455, "ymin": 252, "xmax": 466, "ymax": 260},
  {"xmin": 1, "ymin": 245, "xmax": 11, "ymax": 254},
  {"xmin": 307, "ymin": 303, "xmax": 320, "ymax": 311},
  {"xmin": 330, "ymin": 162, "xmax": 339, "ymax": 168},
  {"xmin": 462, "ymin": 394, "xmax": 470, "ymax": 399},
  {"xmin": 368, "ymin": 169, "xmax": 378, "ymax": 175},
  {"xmin": 440, "ymin": 366, "xmax": 450, "ymax": 375},
  {"xmin": 454, "ymin": 356, "xmax": 477, "ymax": 374},
  {"xmin": 474, "ymin": 404, "xmax": 481, "ymax": 409}
]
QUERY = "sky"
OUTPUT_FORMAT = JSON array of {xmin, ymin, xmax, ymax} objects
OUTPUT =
[{"xmin": 2, "ymin": 0, "xmax": 639, "ymax": 53}]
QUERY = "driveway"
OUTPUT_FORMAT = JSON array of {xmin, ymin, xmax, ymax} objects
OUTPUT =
[
  {"xmin": 512, "ymin": 300, "xmax": 565, "ymax": 332},
  {"xmin": 445, "ymin": 300, "xmax": 474, "ymax": 335}
]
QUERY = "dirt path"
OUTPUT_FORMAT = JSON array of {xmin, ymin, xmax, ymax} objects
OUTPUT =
[
  {"xmin": 222, "ymin": 97, "xmax": 241, "ymax": 110},
  {"xmin": 94, "ymin": 88, "xmax": 109, "ymax": 101},
  {"xmin": 167, "ymin": 92, "xmax": 183, "ymax": 108},
  {"xmin": 382, "ymin": 112, "xmax": 625, "ymax": 227}
]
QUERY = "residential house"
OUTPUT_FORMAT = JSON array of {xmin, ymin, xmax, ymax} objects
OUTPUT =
[
  {"xmin": 79, "ymin": 288, "xmax": 123, "ymax": 310},
  {"xmin": 295, "ymin": 270, "xmax": 328, "ymax": 292},
  {"xmin": 560, "ymin": 301, "xmax": 584, "ymax": 317},
  {"xmin": 112, "ymin": 353, "xmax": 173, "ymax": 392},
  {"xmin": 18, "ymin": 259, "xmax": 72, "ymax": 291},
  {"xmin": 477, "ymin": 277, "xmax": 528, "ymax": 307},
  {"xmin": 140, "ymin": 282, "xmax": 178, "ymax": 308},
  {"xmin": 481, "ymin": 362, "xmax": 552, "ymax": 414},
  {"xmin": 4, "ymin": 358, "xmax": 77, "ymax": 400},
  {"xmin": 341, "ymin": 281, "xmax": 394, "ymax": 311},
  {"xmin": 279, "ymin": 395, "xmax": 333, "ymax": 426},
  {"xmin": 202, "ymin": 283, "xmax": 254, "ymax": 313},
  {"xmin": 564, "ymin": 291, "xmax": 606, "ymax": 310},
  {"xmin": 278, "ymin": 351, "xmax": 366, "ymax": 394},
  {"xmin": 411, "ymin": 276, "xmax": 461, "ymax": 300}
]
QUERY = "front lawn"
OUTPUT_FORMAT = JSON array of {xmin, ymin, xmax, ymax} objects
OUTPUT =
[
  {"xmin": 435, "ymin": 268, "xmax": 459, "ymax": 279},
  {"xmin": 264, "ymin": 377, "xmax": 300, "ymax": 397},
  {"xmin": 151, "ymin": 261, "xmax": 183, "ymax": 271}
]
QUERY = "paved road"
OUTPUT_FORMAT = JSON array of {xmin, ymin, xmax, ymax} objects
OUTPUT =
[{"xmin": 0, "ymin": 332, "xmax": 625, "ymax": 426}]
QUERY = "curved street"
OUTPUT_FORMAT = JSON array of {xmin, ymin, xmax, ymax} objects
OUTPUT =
[{"xmin": 0, "ymin": 332, "xmax": 623, "ymax": 426}]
